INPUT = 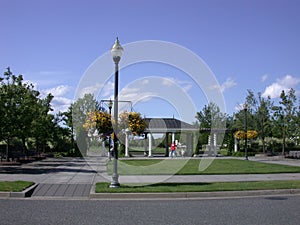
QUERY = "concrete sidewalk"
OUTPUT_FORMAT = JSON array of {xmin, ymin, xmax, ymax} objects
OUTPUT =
[
  {"xmin": 0, "ymin": 157, "xmax": 109, "ymax": 184},
  {"xmin": 1, "ymin": 156, "xmax": 300, "ymax": 198},
  {"xmin": 0, "ymin": 157, "xmax": 109, "ymax": 198},
  {"xmin": 1, "ymin": 156, "xmax": 300, "ymax": 185}
]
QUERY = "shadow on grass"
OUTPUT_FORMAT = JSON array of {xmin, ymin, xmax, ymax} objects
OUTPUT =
[
  {"xmin": 135, "ymin": 182, "xmax": 212, "ymax": 188},
  {"xmin": 96, "ymin": 182, "xmax": 213, "ymax": 193},
  {"xmin": 96, "ymin": 180, "xmax": 300, "ymax": 193}
]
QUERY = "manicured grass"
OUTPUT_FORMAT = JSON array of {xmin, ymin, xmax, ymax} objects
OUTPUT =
[
  {"xmin": 178, "ymin": 158, "xmax": 300, "ymax": 175},
  {"xmin": 96, "ymin": 180, "xmax": 300, "ymax": 193},
  {"xmin": 129, "ymin": 147, "xmax": 166, "ymax": 154},
  {"xmin": 107, "ymin": 158, "xmax": 300, "ymax": 175},
  {"xmin": 0, "ymin": 181, "xmax": 34, "ymax": 192}
]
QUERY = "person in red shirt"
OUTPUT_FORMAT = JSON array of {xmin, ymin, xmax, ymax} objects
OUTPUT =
[{"xmin": 170, "ymin": 142, "xmax": 176, "ymax": 158}]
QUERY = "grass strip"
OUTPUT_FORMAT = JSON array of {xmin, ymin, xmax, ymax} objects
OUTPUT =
[
  {"xmin": 0, "ymin": 181, "xmax": 34, "ymax": 192},
  {"xmin": 96, "ymin": 180, "xmax": 300, "ymax": 193},
  {"xmin": 107, "ymin": 159, "xmax": 300, "ymax": 175}
]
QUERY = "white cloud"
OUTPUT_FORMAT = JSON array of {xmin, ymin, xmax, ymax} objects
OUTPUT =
[
  {"xmin": 77, "ymin": 83, "xmax": 103, "ymax": 98},
  {"xmin": 142, "ymin": 79, "xmax": 149, "ymax": 85},
  {"xmin": 39, "ymin": 85, "xmax": 73, "ymax": 113},
  {"xmin": 24, "ymin": 71, "xmax": 70, "ymax": 87},
  {"xmin": 119, "ymin": 86, "xmax": 154, "ymax": 103},
  {"xmin": 261, "ymin": 74, "xmax": 268, "ymax": 82},
  {"xmin": 41, "ymin": 85, "xmax": 71, "ymax": 97},
  {"xmin": 101, "ymin": 81, "xmax": 114, "ymax": 97},
  {"xmin": 162, "ymin": 78, "xmax": 173, "ymax": 86},
  {"xmin": 262, "ymin": 75, "xmax": 300, "ymax": 98},
  {"xmin": 234, "ymin": 103, "xmax": 244, "ymax": 111},
  {"xmin": 162, "ymin": 77, "xmax": 193, "ymax": 92},
  {"xmin": 210, "ymin": 77, "xmax": 237, "ymax": 93},
  {"xmin": 51, "ymin": 97, "xmax": 73, "ymax": 113}
]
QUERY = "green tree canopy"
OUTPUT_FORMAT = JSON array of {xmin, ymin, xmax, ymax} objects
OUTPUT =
[{"xmin": 0, "ymin": 68, "xmax": 54, "ymax": 159}]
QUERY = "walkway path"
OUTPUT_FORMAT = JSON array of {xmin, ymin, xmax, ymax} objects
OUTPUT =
[
  {"xmin": 0, "ymin": 157, "xmax": 109, "ymax": 198},
  {"xmin": 1, "ymin": 156, "xmax": 300, "ymax": 197}
]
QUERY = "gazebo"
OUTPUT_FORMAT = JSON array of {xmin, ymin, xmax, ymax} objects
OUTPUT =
[{"xmin": 142, "ymin": 118, "xmax": 198, "ymax": 157}]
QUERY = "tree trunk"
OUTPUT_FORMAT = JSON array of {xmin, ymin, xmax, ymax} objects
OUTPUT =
[
  {"xmin": 6, "ymin": 138, "xmax": 10, "ymax": 162},
  {"xmin": 262, "ymin": 137, "xmax": 266, "ymax": 154},
  {"xmin": 282, "ymin": 127, "xmax": 286, "ymax": 156},
  {"xmin": 22, "ymin": 137, "xmax": 28, "ymax": 156}
]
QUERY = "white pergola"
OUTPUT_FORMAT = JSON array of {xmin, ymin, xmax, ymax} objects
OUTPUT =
[{"xmin": 124, "ymin": 118, "xmax": 198, "ymax": 157}]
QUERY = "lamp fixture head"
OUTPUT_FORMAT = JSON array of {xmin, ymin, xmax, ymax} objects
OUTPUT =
[
  {"xmin": 111, "ymin": 37, "xmax": 124, "ymax": 58},
  {"xmin": 108, "ymin": 98, "xmax": 113, "ymax": 109}
]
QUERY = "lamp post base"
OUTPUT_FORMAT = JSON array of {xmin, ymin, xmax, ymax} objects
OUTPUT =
[
  {"xmin": 110, "ymin": 158, "xmax": 120, "ymax": 188},
  {"xmin": 110, "ymin": 175, "xmax": 120, "ymax": 188},
  {"xmin": 109, "ymin": 182, "xmax": 120, "ymax": 188}
]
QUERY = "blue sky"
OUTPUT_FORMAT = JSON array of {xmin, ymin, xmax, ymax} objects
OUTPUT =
[{"xmin": 1, "ymin": 0, "xmax": 300, "ymax": 123}]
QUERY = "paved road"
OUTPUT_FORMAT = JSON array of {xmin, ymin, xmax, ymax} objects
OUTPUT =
[{"xmin": 1, "ymin": 195, "xmax": 300, "ymax": 225}]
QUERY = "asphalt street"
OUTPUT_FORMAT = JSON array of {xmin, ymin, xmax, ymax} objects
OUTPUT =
[{"xmin": 0, "ymin": 195, "xmax": 300, "ymax": 225}]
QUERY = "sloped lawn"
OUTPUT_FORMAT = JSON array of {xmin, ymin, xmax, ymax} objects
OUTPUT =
[{"xmin": 107, "ymin": 158, "xmax": 300, "ymax": 175}]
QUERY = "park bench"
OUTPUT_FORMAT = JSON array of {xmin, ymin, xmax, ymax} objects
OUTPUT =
[{"xmin": 287, "ymin": 151, "xmax": 300, "ymax": 159}]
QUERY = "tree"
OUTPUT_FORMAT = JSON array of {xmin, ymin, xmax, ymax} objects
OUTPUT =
[
  {"xmin": 296, "ymin": 101, "xmax": 300, "ymax": 145},
  {"xmin": 72, "ymin": 93, "xmax": 99, "ymax": 136},
  {"xmin": 235, "ymin": 90, "xmax": 272, "ymax": 154},
  {"xmin": 255, "ymin": 93, "xmax": 272, "ymax": 153},
  {"xmin": 196, "ymin": 102, "xmax": 226, "ymax": 129},
  {"xmin": 272, "ymin": 89, "xmax": 297, "ymax": 154},
  {"xmin": 71, "ymin": 94, "xmax": 100, "ymax": 154},
  {"xmin": 195, "ymin": 102, "xmax": 226, "ymax": 152},
  {"xmin": 0, "ymin": 68, "xmax": 55, "ymax": 159},
  {"xmin": 31, "ymin": 94, "xmax": 54, "ymax": 152},
  {"xmin": 59, "ymin": 106, "xmax": 75, "ymax": 152}
]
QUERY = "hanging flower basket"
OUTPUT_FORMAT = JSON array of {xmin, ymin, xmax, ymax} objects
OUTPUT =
[{"xmin": 234, "ymin": 130, "xmax": 258, "ymax": 140}]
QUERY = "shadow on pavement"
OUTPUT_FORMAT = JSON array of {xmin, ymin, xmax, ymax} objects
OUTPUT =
[{"xmin": 0, "ymin": 167, "xmax": 97, "ymax": 175}]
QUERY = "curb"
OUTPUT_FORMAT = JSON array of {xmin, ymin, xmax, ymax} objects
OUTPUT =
[
  {"xmin": 90, "ymin": 189, "xmax": 300, "ymax": 200},
  {"xmin": 0, "ymin": 183, "xmax": 38, "ymax": 198}
]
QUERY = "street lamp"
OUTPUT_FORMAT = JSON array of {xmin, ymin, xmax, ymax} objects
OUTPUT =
[
  {"xmin": 108, "ymin": 99, "xmax": 113, "ymax": 160},
  {"xmin": 110, "ymin": 37, "xmax": 123, "ymax": 188},
  {"xmin": 243, "ymin": 103, "xmax": 248, "ymax": 160}
]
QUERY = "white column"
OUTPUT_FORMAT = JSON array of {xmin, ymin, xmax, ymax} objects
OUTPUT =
[
  {"xmin": 207, "ymin": 135, "xmax": 212, "ymax": 156},
  {"xmin": 213, "ymin": 133, "xmax": 217, "ymax": 155},
  {"xmin": 172, "ymin": 133, "xmax": 175, "ymax": 143},
  {"xmin": 234, "ymin": 138, "xmax": 238, "ymax": 152},
  {"xmin": 101, "ymin": 140, "xmax": 106, "ymax": 157},
  {"xmin": 125, "ymin": 131, "xmax": 129, "ymax": 157},
  {"xmin": 213, "ymin": 133, "xmax": 217, "ymax": 146},
  {"xmin": 148, "ymin": 133, "xmax": 152, "ymax": 157}
]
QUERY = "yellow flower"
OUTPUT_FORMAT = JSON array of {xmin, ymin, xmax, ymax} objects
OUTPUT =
[{"xmin": 234, "ymin": 130, "xmax": 258, "ymax": 140}]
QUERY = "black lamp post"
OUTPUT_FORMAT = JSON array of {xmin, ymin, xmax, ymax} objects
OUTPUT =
[
  {"xmin": 243, "ymin": 104, "xmax": 248, "ymax": 160},
  {"xmin": 108, "ymin": 99, "xmax": 113, "ymax": 160},
  {"xmin": 110, "ymin": 37, "xmax": 123, "ymax": 188}
]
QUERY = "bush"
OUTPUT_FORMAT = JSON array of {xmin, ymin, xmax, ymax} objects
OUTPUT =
[
  {"xmin": 219, "ymin": 149, "xmax": 228, "ymax": 156},
  {"xmin": 232, "ymin": 151, "xmax": 245, "ymax": 157},
  {"xmin": 118, "ymin": 143, "xmax": 125, "ymax": 158}
]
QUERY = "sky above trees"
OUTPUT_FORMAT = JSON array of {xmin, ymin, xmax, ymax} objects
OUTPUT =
[{"xmin": 1, "ymin": 0, "xmax": 300, "ymax": 122}]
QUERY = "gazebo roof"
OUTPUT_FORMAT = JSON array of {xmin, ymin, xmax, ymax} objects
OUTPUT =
[{"xmin": 143, "ymin": 118, "xmax": 198, "ymax": 133}]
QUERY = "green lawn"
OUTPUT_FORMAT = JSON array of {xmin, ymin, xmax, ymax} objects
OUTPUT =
[
  {"xmin": 0, "ymin": 181, "xmax": 34, "ymax": 192},
  {"xmin": 96, "ymin": 180, "xmax": 300, "ymax": 193},
  {"xmin": 107, "ymin": 158, "xmax": 300, "ymax": 175}
]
